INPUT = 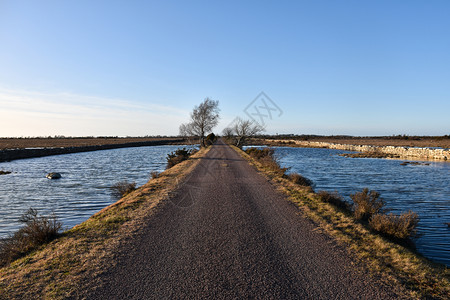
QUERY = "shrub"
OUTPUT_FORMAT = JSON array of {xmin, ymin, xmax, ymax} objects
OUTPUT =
[
  {"xmin": 245, "ymin": 147, "xmax": 274, "ymax": 160},
  {"xmin": 111, "ymin": 181, "xmax": 136, "ymax": 198},
  {"xmin": 150, "ymin": 171, "xmax": 160, "ymax": 179},
  {"xmin": 287, "ymin": 172, "xmax": 313, "ymax": 187},
  {"xmin": 245, "ymin": 147, "xmax": 288, "ymax": 176},
  {"xmin": 317, "ymin": 190, "xmax": 351, "ymax": 212},
  {"xmin": 0, "ymin": 208, "xmax": 62, "ymax": 267},
  {"xmin": 205, "ymin": 133, "xmax": 217, "ymax": 146},
  {"xmin": 369, "ymin": 211, "xmax": 419, "ymax": 239},
  {"xmin": 351, "ymin": 188, "xmax": 385, "ymax": 221},
  {"xmin": 166, "ymin": 148, "xmax": 195, "ymax": 169}
]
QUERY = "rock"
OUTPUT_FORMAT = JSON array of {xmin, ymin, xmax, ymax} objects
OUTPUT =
[
  {"xmin": 46, "ymin": 172, "xmax": 61, "ymax": 179},
  {"xmin": 0, "ymin": 170, "xmax": 12, "ymax": 175}
]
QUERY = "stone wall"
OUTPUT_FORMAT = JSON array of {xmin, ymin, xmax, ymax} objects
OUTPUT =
[{"xmin": 267, "ymin": 139, "xmax": 449, "ymax": 161}]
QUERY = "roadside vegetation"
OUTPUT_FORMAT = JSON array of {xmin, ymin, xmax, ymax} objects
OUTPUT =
[
  {"xmin": 111, "ymin": 181, "xmax": 137, "ymax": 198},
  {"xmin": 166, "ymin": 147, "xmax": 197, "ymax": 168},
  {"xmin": 0, "ymin": 147, "xmax": 210, "ymax": 299},
  {"xmin": 239, "ymin": 146, "xmax": 449, "ymax": 299},
  {"xmin": 0, "ymin": 209, "xmax": 62, "ymax": 268}
]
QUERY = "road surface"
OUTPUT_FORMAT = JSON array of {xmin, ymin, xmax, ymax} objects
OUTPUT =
[{"xmin": 83, "ymin": 140, "xmax": 403, "ymax": 299}]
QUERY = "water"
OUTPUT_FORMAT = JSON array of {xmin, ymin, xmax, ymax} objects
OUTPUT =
[
  {"xmin": 1, "ymin": 145, "xmax": 449, "ymax": 266},
  {"xmin": 271, "ymin": 146, "xmax": 450, "ymax": 266},
  {"xmin": 0, "ymin": 145, "xmax": 195, "ymax": 237}
]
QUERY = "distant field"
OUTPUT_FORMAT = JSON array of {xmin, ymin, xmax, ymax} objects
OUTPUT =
[
  {"xmin": 0, "ymin": 137, "xmax": 185, "ymax": 150},
  {"xmin": 260, "ymin": 136, "xmax": 450, "ymax": 149}
]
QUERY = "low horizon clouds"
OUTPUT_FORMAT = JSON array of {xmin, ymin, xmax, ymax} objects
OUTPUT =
[{"xmin": 0, "ymin": 87, "xmax": 188, "ymax": 137}]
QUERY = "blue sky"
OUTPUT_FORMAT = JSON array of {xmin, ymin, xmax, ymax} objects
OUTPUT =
[{"xmin": 0, "ymin": 0, "xmax": 449, "ymax": 137}]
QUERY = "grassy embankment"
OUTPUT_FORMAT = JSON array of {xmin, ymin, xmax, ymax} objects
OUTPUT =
[
  {"xmin": 232, "ymin": 145, "xmax": 449, "ymax": 300},
  {"xmin": 0, "ymin": 146, "xmax": 210, "ymax": 299}
]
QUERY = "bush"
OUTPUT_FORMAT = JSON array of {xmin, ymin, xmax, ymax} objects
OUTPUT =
[
  {"xmin": 0, "ymin": 208, "xmax": 62, "ymax": 267},
  {"xmin": 369, "ymin": 211, "xmax": 419, "ymax": 239},
  {"xmin": 166, "ymin": 148, "xmax": 195, "ymax": 169},
  {"xmin": 111, "ymin": 181, "xmax": 136, "ymax": 198},
  {"xmin": 287, "ymin": 172, "xmax": 313, "ymax": 187},
  {"xmin": 245, "ymin": 147, "xmax": 288, "ymax": 176},
  {"xmin": 245, "ymin": 147, "xmax": 274, "ymax": 160},
  {"xmin": 351, "ymin": 188, "xmax": 385, "ymax": 221},
  {"xmin": 205, "ymin": 133, "xmax": 217, "ymax": 146},
  {"xmin": 317, "ymin": 190, "xmax": 351, "ymax": 212},
  {"xmin": 150, "ymin": 171, "xmax": 160, "ymax": 179}
]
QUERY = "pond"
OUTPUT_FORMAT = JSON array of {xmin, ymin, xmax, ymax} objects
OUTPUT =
[
  {"xmin": 0, "ymin": 145, "xmax": 195, "ymax": 237},
  {"xmin": 271, "ymin": 146, "xmax": 450, "ymax": 267}
]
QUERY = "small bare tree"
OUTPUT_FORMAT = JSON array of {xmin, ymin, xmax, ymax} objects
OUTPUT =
[
  {"xmin": 225, "ymin": 117, "xmax": 265, "ymax": 148},
  {"xmin": 179, "ymin": 98, "xmax": 220, "ymax": 147}
]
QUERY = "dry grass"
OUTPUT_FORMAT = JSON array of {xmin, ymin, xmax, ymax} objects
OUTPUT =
[
  {"xmin": 0, "ymin": 137, "xmax": 185, "ymax": 150},
  {"xmin": 0, "ymin": 147, "xmax": 210, "ymax": 299},
  {"xmin": 286, "ymin": 172, "xmax": 314, "ymax": 188},
  {"xmin": 245, "ymin": 147, "xmax": 288, "ymax": 176},
  {"xmin": 150, "ymin": 171, "xmax": 160, "ymax": 179},
  {"xmin": 370, "ymin": 212, "xmax": 419, "ymax": 240},
  {"xmin": 351, "ymin": 188, "xmax": 385, "ymax": 221},
  {"xmin": 233, "ymin": 145, "xmax": 449, "ymax": 300},
  {"xmin": 0, "ymin": 209, "xmax": 62, "ymax": 268},
  {"xmin": 317, "ymin": 190, "xmax": 352, "ymax": 212},
  {"xmin": 111, "ymin": 181, "xmax": 137, "ymax": 198},
  {"xmin": 166, "ymin": 147, "xmax": 197, "ymax": 169}
]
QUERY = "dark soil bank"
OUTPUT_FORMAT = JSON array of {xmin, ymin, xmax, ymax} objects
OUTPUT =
[{"xmin": 0, "ymin": 139, "xmax": 184, "ymax": 162}]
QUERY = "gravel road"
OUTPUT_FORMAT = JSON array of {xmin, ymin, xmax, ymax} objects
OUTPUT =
[{"xmin": 84, "ymin": 140, "xmax": 404, "ymax": 299}]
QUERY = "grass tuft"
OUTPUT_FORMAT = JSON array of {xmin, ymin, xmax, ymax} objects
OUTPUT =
[
  {"xmin": 369, "ymin": 211, "xmax": 419, "ymax": 240},
  {"xmin": 150, "ymin": 171, "xmax": 160, "ymax": 179},
  {"xmin": 0, "ymin": 208, "xmax": 62, "ymax": 267},
  {"xmin": 286, "ymin": 172, "xmax": 314, "ymax": 187},
  {"xmin": 351, "ymin": 188, "xmax": 385, "ymax": 221},
  {"xmin": 317, "ymin": 190, "xmax": 352, "ymax": 212},
  {"xmin": 166, "ymin": 148, "xmax": 196, "ymax": 169},
  {"xmin": 245, "ymin": 147, "xmax": 288, "ymax": 176},
  {"xmin": 111, "ymin": 181, "xmax": 136, "ymax": 198}
]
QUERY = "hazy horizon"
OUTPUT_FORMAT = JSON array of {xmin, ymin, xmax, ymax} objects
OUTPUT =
[{"xmin": 1, "ymin": 1, "xmax": 449, "ymax": 137}]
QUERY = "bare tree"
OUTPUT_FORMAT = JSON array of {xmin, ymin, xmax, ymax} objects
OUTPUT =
[
  {"xmin": 225, "ymin": 117, "xmax": 264, "ymax": 148},
  {"xmin": 179, "ymin": 98, "xmax": 220, "ymax": 147},
  {"xmin": 221, "ymin": 127, "xmax": 234, "ymax": 140}
]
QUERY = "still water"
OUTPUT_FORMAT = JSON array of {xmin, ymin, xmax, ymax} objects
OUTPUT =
[
  {"xmin": 0, "ymin": 145, "xmax": 193, "ymax": 238},
  {"xmin": 272, "ymin": 146, "xmax": 450, "ymax": 266}
]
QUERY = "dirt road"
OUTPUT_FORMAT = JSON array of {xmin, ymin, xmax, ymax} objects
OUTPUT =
[{"xmin": 83, "ymin": 140, "xmax": 403, "ymax": 299}]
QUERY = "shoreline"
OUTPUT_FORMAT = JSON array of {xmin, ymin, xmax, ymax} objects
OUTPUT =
[
  {"xmin": 259, "ymin": 139, "xmax": 449, "ymax": 161},
  {"xmin": 0, "ymin": 139, "xmax": 186, "ymax": 162}
]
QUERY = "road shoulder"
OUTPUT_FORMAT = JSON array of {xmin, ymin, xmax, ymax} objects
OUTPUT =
[{"xmin": 231, "ymin": 144, "xmax": 449, "ymax": 300}]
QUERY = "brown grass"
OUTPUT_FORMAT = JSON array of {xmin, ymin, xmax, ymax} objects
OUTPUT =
[
  {"xmin": 0, "ymin": 209, "xmax": 62, "ymax": 267},
  {"xmin": 233, "ymin": 145, "xmax": 449, "ymax": 299},
  {"xmin": 286, "ymin": 172, "xmax": 314, "ymax": 187},
  {"xmin": 111, "ymin": 181, "xmax": 137, "ymax": 198},
  {"xmin": 351, "ymin": 188, "xmax": 385, "ymax": 221},
  {"xmin": 0, "ymin": 147, "xmax": 210, "ymax": 299},
  {"xmin": 317, "ymin": 190, "xmax": 351, "ymax": 212},
  {"xmin": 0, "ymin": 137, "xmax": 187, "ymax": 150},
  {"xmin": 369, "ymin": 211, "xmax": 419, "ymax": 240}
]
